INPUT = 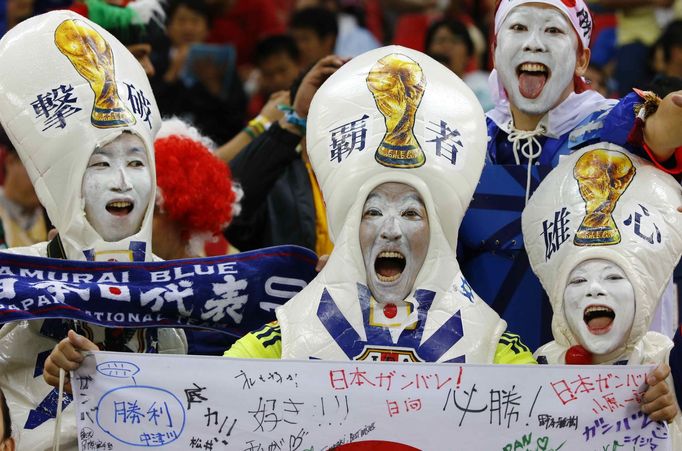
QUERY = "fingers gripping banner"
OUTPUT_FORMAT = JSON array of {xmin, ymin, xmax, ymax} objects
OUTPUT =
[{"xmin": 0, "ymin": 245, "xmax": 317, "ymax": 336}]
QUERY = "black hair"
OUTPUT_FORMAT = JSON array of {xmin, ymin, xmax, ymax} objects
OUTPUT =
[
  {"xmin": 0, "ymin": 387, "xmax": 11, "ymax": 440},
  {"xmin": 424, "ymin": 18, "xmax": 474, "ymax": 58},
  {"xmin": 647, "ymin": 74, "xmax": 682, "ymax": 98},
  {"xmin": 108, "ymin": 23, "xmax": 150, "ymax": 47},
  {"xmin": 289, "ymin": 7, "xmax": 338, "ymax": 39},
  {"xmin": 167, "ymin": 0, "xmax": 211, "ymax": 25},
  {"xmin": 289, "ymin": 68, "xmax": 306, "ymax": 102},
  {"xmin": 0, "ymin": 126, "xmax": 16, "ymax": 156},
  {"xmin": 255, "ymin": 34, "xmax": 300, "ymax": 66},
  {"xmin": 658, "ymin": 20, "xmax": 682, "ymax": 64}
]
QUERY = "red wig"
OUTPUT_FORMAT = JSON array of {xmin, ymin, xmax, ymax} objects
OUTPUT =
[{"xmin": 154, "ymin": 135, "xmax": 237, "ymax": 240}]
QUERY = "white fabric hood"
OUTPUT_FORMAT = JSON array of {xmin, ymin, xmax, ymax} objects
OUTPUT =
[
  {"xmin": 278, "ymin": 46, "xmax": 506, "ymax": 363},
  {"xmin": 0, "ymin": 11, "xmax": 161, "ymax": 261},
  {"xmin": 308, "ymin": 46, "xmax": 486, "ymax": 250},
  {"xmin": 522, "ymin": 142, "xmax": 682, "ymax": 356}
]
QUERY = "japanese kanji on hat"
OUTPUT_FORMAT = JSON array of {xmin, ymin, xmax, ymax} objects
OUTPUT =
[
  {"xmin": 0, "ymin": 10, "xmax": 161, "ymax": 260},
  {"xmin": 307, "ymin": 45, "xmax": 487, "ymax": 251},
  {"xmin": 277, "ymin": 46, "xmax": 506, "ymax": 363},
  {"xmin": 522, "ymin": 142, "xmax": 682, "ymax": 350}
]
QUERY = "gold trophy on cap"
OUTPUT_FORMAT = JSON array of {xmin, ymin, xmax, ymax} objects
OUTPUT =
[
  {"xmin": 54, "ymin": 19, "xmax": 135, "ymax": 128},
  {"xmin": 573, "ymin": 149, "xmax": 635, "ymax": 246},
  {"xmin": 367, "ymin": 53, "xmax": 426, "ymax": 168}
]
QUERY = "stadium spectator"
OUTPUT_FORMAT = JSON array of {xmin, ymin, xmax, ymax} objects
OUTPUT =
[
  {"xmin": 289, "ymin": 7, "xmax": 338, "ymax": 68},
  {"xmin": 151, "ymin": 0, "xmax": 246, "ymax": 143}
]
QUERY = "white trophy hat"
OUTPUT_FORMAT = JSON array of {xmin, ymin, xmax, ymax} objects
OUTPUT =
[
  {"xmin": 307, "ymin": 45, "xmax": 487, "ymax": 252},
  {"xmin": 277, "ymin": 46, "xmax": 506, "ymax": 363},
  {"xmin": 0, "ymin": 10, "xmax": 161, "ymax": 261},
  {"xmin": 522, "ymin": 142, "xmax": 682, "ymax": 351}
]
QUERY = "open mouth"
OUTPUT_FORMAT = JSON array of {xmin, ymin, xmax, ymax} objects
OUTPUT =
[
  {"xmin": 374, "ymin": 251, "xmax": 406, "ymax": 283},
  {"xmin": 583, "ymin": 305, "xmax": 615, "ymax": 335},
  {"xmin": 106, "ymin": 200, "xmax": 133, "ymax": 216},
  {"xmin": 517, "ymin": 63, "xmax": 549, "ymax": 99}
]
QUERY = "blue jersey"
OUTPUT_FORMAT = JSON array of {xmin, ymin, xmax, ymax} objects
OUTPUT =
[{"xmin": 459, "ymin": 93, "xmax": 645, "ymax": 350}]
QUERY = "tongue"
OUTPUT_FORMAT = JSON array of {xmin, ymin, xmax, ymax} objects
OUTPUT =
[
  {"xmin": 519, "ymin": 72, "xmax": 547, "ymax": 99},
  {"xmin": 376, "ymin": 259, "xmax": 402, "ymax": 278},
  {"xmin": 107, "ymin": 206, "xmax": 131, "ymax": 216},
  {"xmin": 587, "ymin": 316, "xmax": 613, "ymax": 332}
]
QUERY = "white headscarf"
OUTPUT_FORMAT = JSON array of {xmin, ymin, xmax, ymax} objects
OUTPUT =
[{"xmin": 494, "ymin": 0, "xmax": 593, "ymax": 50}]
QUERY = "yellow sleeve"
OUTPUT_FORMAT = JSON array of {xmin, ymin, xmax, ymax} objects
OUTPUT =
[
  {"xmin": 223, "ymin": 321, "xmax": 282, "ymax": 359},
  {"xmin": 493, "ymin": 332, "xmax": 537, "ymax": 365}
]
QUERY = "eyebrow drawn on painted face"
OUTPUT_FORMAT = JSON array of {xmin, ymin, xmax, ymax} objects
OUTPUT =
[
  {"xmin": 89, "ymin": 146, "xmax": 148, "ymax": 166},
  {"xmin": 363, "ymin": 193, "xmax": 425, "ymax": 216},
  {"xmin": 506, "ymin": 10, "xmax": 570, "ymax": 35}
]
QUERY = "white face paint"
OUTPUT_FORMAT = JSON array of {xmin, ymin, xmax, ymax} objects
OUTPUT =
[
  {"xmin": 495, "ymin": 4, "xmax": 578, "ymax": 115},
  {"xmin": 82, "ymin": 133, "xmax": 152, "ymax": 242},
  {"xmin": 359, "ymin": 183, "xmax": 429, "ymax": 303},
  {"xmin": 563, "ymin": 259, "xmax": 635, "ymax": 356}
]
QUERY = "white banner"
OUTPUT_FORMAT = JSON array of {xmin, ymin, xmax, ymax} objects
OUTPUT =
[{"xmin": 73, "ymin": 352, "xmax": 671, "ymax": 451}]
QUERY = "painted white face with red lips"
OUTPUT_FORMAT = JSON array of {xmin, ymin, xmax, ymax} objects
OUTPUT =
[
  {"xmin": 82, "ymin": 133, "xmax": 152, "ymax": 242},
  {"xmin": 495, "ymin": 4, "xmax": 578, "ymax": 116},
  {"xmin": 563, "ymin": 259, "xmax": 635, "ymax": 356},
  {"xmin": 360, "ymin": 183, "xmax": 430, "ymax": 303}
]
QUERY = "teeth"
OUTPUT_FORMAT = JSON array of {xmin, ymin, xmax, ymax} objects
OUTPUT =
[
  {"xmin": 585, "ymin": 306, "xmax": 613, "ymax": 314},
  {"xmin": 377, "ymin": 273, "xmax": 400, "ymax": 283},
  {"xmin": 108, "ymin": 201, "xmax": 132, "ymax": 208},
  {"xmin": 378, "ymin": 251, "xmax": 404, "ymax": 259},
  {"xmin": 520, "ymin": 63, "xmax": 547, "ymax": 73}
]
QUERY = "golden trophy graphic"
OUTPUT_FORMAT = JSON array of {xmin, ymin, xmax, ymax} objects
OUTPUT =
[
  {"xmin": 367, "ymin": 53, "xmax": 426, "ymax": 168},
  {"xmin": 573, "ymin": 149, "xmax": 635, "ymax": 246},
  {"xmin": 54, "ymin": 19, "xmax": 135, "ymax": 128}
]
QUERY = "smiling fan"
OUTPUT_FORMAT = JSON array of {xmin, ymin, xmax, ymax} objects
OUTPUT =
[{"xmin": 522, "ymin": 141, "xmax": 682, "ymax": 366}]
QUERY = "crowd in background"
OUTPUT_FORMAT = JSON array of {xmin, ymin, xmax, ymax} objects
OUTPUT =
[
  {"xmin": 3, "ymin": 0, "xmax": 681, "ymax": 139},
  {"xmin": 0, "ymin": 0, "xmax": 681, "ymax": 315}
]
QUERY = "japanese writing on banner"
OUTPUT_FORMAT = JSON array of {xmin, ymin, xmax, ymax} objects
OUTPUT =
[
  {"xmin": 0, "ymin": 245, "xmax": 316, "ymax": 337},
  {"xmin": 73, "ymin": 352, "xmax": 671, "ymax": 451}
]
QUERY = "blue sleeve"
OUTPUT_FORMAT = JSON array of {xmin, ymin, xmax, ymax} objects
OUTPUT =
[{"xmin": 597, "ymin": 93, "xmax": 644, "ymax": 157}]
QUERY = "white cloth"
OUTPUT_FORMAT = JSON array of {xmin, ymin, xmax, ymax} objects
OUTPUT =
[
  {"xmin": 523, "ymin": 142, "xmax": 682, "ymax": 355},
  {"xmin": 494, "ymin": 0, "xmax": 593, "ymax": 50}
]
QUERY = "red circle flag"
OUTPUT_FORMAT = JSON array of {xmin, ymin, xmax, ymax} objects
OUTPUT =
[{"xmin": 335, "ymin": 441, "xmax": 421, "ymax": 451}]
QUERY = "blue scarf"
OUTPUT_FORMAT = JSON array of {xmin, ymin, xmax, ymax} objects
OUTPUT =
[{"xmin": 0, "ymin": 245, "xmax": 317, "ymax": 337}]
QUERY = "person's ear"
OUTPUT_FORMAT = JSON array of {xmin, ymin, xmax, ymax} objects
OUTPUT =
[{"xmin": 575, "ymin": 46, "xmax": 591, "ymax": 77}]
